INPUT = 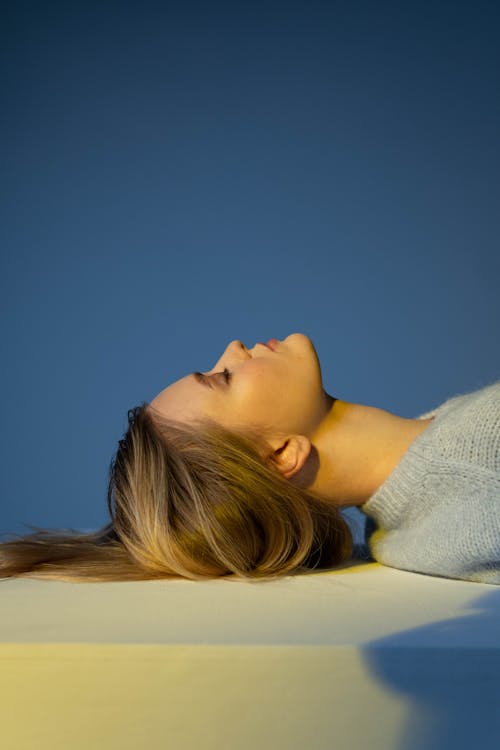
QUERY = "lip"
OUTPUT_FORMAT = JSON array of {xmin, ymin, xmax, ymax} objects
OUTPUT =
[{"xmin": 266, "ymin": 338, "xmax": 279, "ymax": 351}]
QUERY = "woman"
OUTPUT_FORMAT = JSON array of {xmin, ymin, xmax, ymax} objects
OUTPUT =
[{"xmin": 1, "ymin": 333, "xmax": 499, "ymax": 584}]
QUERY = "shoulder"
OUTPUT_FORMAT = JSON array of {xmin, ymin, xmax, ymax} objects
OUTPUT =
[
  {"xmin": 361, "ymin": 379, "xmax": 500, "ymax": 583},
  {"xmin": 414, "ymin": 378, "xmax": 500, "ymax": 420},
  {"xmin": 427, "ymin": 378, "xmax": 500, "ymax": 473}
]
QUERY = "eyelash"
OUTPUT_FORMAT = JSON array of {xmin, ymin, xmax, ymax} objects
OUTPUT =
[{"xmin": 222, "ymin": 367, "xmax": 232, "ymax": 384}]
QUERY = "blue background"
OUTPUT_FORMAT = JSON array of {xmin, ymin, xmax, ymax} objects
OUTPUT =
[{"xmin": 1, "ymin": 0, "xmax": 499, "ymax": 539}]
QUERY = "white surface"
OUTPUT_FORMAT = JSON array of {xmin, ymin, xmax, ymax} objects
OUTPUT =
[
  {"xmin": 1, "ymin": 562, "xmax": 499, "ymax": 750},
  {"xmin": 1, "ymin": 561, "xmax": 498, "ymax": 646}
]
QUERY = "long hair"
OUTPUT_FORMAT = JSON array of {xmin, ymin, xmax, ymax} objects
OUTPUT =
[{"xmin": 0, "ymin": 404, "xmax": 353, "ymax": 583}]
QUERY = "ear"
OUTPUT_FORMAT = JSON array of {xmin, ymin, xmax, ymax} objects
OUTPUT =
[{"xmin": 269, "ymin": 435, "xmax": 312, "ymax": 480}]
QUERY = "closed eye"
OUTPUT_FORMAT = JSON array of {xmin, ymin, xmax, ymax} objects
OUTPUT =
[{"xmin": 191, "ymin": 370, "xmax": 231, "ymax": 389}]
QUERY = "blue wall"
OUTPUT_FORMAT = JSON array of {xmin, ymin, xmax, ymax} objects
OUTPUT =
[{"xmin": 1, "ymin": 0, "xmax": 499, "ymax": 537}]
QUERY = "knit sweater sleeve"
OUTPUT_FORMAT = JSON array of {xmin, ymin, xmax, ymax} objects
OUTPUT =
[{"xmin": 360, "ymin": 380, "xmax": 500, "ymax": 584}]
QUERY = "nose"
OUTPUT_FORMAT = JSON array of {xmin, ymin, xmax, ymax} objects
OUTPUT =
[
  {"xmin": 225, "ymin": 339, "xmax": 251, "ymax": 360},
  {"xmin": 230, "ymin": 339, "xmax": 247, "ymax": 353},
  {"xmin": 206, "ymin": 340, "xmax": 249, "ymax": 376}
]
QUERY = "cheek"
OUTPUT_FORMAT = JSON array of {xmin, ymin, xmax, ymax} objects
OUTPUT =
[
  {"xmin": 240, "ymin": 367, "xmax": 286, "ymax": 412},
  {"xmin": 236, "ymin": 366, "xmax": 270, "ymax": 406}
]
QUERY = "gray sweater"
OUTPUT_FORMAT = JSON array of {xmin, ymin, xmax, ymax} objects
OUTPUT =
[{"xmin": 360, "ymin": 379, "xmax": 500, "ymax": 584}]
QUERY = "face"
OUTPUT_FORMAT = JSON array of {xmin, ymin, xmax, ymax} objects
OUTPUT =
[{"xmin": 148, "ymin": 333, "xmax": 329, "ymax": 444}]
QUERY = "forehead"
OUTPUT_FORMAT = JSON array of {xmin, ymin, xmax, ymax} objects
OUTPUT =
[{"xmin": 149, "ymin": 374, "xmax": 210, "ymax": 421}]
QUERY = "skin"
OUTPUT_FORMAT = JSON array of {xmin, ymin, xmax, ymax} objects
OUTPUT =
[{"xmin": 148, "ymin": 333, "xmax": 434, "ymax": 508}]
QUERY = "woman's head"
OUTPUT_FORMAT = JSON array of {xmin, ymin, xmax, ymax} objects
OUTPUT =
[
  {"xmin": 0, "ymin": 333, "xmax": 353, "ymax": 583},
  {"xmin": 149, "ymin": 333, "xmax": 333, "ymax": 482}
]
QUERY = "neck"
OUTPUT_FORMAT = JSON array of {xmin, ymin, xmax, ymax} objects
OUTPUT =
[{"xmin": 301, "ymin": 394, "xmax": 434, "ymax": 507}]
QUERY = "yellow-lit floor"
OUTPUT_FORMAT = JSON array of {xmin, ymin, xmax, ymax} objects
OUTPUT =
[{"xmin": 2, "ymin": 563, "xmax": 499, "ymax": 749}]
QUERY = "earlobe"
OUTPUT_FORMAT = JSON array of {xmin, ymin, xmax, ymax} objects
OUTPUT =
[{"xmin": 271, "ymin": 435, "xmax": 312, "ymax": 480}]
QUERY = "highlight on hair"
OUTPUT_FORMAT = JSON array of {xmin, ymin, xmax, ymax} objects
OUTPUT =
[{"xmin": 0, "ymin": 403, "xmax": 354, "ymax": 584}]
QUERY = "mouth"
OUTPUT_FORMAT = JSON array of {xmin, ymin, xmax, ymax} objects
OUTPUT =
[{"xmin": 264, "ymin": 339, "xmax": 279, "ymax": 351}]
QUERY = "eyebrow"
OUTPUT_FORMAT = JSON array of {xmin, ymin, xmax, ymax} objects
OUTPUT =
[{"xmin": 191, "ymin": 372, "xmax": 214, "ymax": 390}]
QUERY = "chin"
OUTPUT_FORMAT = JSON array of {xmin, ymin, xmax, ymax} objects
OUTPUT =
[
  {"xmin": 294, "ymin": 332, "xmax": 319, "ymax": 356},
  {"xmin": 286, "ymin": 332, "xmax": 313, "ymax": 346}
]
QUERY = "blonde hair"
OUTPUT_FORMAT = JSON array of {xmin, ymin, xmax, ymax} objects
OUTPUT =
[{"xmin": 0, "ymin": 403, "xmax": 353, "ymax": 583}]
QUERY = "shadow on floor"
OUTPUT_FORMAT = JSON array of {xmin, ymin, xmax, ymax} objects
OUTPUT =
[{"xmin": 361, "ymin": 586, "xmax": 500, "ymax": 750}]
